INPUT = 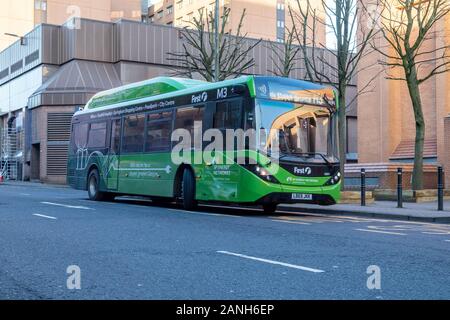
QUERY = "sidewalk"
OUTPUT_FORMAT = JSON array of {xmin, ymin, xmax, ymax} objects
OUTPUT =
[{"xmin": 281, "ymin": 200, "xmax": 450, "ymax": 223}]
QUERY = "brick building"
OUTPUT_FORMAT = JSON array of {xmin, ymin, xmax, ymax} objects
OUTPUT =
[
  {"xmin": 148, "ymin": 0, "xmax": 326, "ymax": 44},
  {"xmin": 354, "ymin": 0, "xmax": 450, "ymax": 189}
]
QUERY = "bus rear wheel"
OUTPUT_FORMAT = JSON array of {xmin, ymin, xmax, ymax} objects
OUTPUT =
[
  {"xmin": 181, "ymin": 169, "xmax": 197, "ymax": 210},
  {"xmin": 262, "ymin": 203, "xmax": 277, "ymax": 214},
  {"xmin": 88, "ymin": 169, "xmax": 113, "ymax": 201}
]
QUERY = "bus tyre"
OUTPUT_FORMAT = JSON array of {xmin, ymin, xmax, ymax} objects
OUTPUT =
[
  {"xmin": 88, "ymin": 169, "xmax": 111, "ymax": 201},
  {"xmin": 182, "ymin": 169, "xmax": 197, "ymax": 210},
  {"xmin": 262, "ymin": 203, "xmax": 277, "ymax": 214}
]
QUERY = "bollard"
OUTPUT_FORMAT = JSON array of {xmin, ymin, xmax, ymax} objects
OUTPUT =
[
  {"xmin": 397, "ymin": 168, "xmax": 403, "ymax": 208},
  {"xmin": 438, "ymin": 166, "xmax": 444, "ymax": 211},
  {"xmin": 361, "ymin": 168, "xmax": 366, "ymax": 206}
]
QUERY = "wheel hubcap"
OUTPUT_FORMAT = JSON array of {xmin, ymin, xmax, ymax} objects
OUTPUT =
[{"xmin": 89, "ymin": 177, "xmax": 97, "ymax": 196}]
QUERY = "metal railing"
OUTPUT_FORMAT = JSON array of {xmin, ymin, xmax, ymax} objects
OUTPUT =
[
  {"xmin": 0, "ymin": 128, "xmax": 23, "ymax": 181},
  {"xmin": 359, "ymin": 167, "xmax": 445, "ymax": 211}
]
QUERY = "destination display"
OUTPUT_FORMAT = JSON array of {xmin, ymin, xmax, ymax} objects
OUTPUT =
[{"xmin": 254, "ymin": 77, "xmax": 335, "ymax": 108}]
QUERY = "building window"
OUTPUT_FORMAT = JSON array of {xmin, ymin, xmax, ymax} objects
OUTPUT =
[
  {"xmin": 277, "ymin": 20, "xmax": 284, "ymax": 28},
  {"xmin": 34, "ymin": 0, "xmax": 47, "ymax": 23},
  {"xmin": 277, "ymin": 3, "xmax": 285, "ymax": 10},
  {"xmin": 35, "ymin": 0, "xmax": 47, "ymax": 10},
  {"xmin": 188, "ymin": 0, "xmax": 194, "ymax": 4},
  {"xmin": 157, "ymin": 10, "xmax": 163, "ymax": 19},
  {"xmin": 176, "ymin": 17, "xmax": 183, "ymax": 26},
  {"xmin": 167, "ymin": 5, "xmax": 173, "ymax": 15},
  {"xmin": 149, "ymin": 15, "xmax": 155, "ymax": 23},
  {"xmin": 277, "ymin": 38, "xmax": 284, "ymax": 43},
  {"xmin": 177, "ymin": 0, "xmax": 183, "ymax": 9},
  {"xmin": 0, "ymin": 68, "xmax": 9, "ymax": 80}
]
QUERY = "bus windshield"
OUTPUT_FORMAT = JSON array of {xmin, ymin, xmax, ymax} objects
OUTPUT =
[{"xmin": 256, "ymin": 99, "xmax": 339, "ymax": 164}]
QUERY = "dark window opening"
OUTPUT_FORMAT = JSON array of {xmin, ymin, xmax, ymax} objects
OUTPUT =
[
  {"xmin": 87, "ymin": 122, "xmax": 107, "ymax": 148},
  {"xmin": 122, "ymin": 114, "xmax": 145, "ymax": 153},
  {"xmin": 145, "ymin": 111, "xmax": 173, "ymax": 152},
  {"xmin": 213, "ymin": 100, "xmax": 242, "ymax": 130}
]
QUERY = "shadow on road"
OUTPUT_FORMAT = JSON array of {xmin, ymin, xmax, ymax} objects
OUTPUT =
[{"xmin": 103, "ymin": 196, "xmax": 315, "ymax": 219}]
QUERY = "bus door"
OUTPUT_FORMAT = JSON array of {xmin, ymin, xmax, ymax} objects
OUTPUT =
[
  {"xmin": 203, "ymin": 99, "xmax": 243, "ymax": 201},
  {"xmin": 107, "ymin": 118, "xmax": 121, "ymax": 190}
]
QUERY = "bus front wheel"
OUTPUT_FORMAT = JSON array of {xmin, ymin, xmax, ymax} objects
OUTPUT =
[
  {"xmin": 88, "ymin": 169, "xmax": 113, "ymax": 201},
  {"xmin": 181, "ymin": 169, "xmax": 197, "ymax": 210}
]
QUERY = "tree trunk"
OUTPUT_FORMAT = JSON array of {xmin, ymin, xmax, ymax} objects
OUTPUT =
[
  {"xmin": 338, "ymin": 88, "xmax": 347, "ymax": 190},
  {"xmin": 405, "ymin": 72, "xmax": 425, "ymax": 190}
]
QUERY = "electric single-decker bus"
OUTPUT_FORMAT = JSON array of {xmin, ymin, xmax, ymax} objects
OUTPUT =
[{"xmin": 67, "ymin": 76, "xmax": 341, "ymax": 213}]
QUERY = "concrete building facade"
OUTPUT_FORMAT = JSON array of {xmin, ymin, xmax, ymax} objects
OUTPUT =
[
  {"xmin": 148, "ymin": 0, "xmax": 326, "ymax": 44},
  {"xmin": 0, "ymin": 0, "xmax": 143, "ymax": 52}
]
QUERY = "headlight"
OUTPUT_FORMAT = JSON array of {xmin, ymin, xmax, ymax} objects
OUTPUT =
[
  {"xmin": 325, "ymin": 171, "xmax": 341, "ymax": 186},
  {"xmin": 242, "ymin": 164, "xmax": 279, "ymax": 184}
]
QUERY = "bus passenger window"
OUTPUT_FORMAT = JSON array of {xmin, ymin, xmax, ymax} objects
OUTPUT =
[
  {"xmin": 175, "ymin": 106, "xmax": 204, "ymax": 135},
  {"xmin": 72, "ymin": 123, "xmax": 88, "ymax": 151},
  {"xmin": 123, "ymin": 114, "xmax": 145, "ymax": 153},
  {"xmin": 87, "ymin": 122, "xmax": 107, "ymax": 148},
  {"xmin": 213, "ymin": 100, "xmax": 241, "ymax": 130},
  {"xmin": 145, "ymin": 111, "xmax": 173, "ymax": 152}
]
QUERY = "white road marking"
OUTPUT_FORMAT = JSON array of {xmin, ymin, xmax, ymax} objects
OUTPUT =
[
  {"xmin": 271, "ymin": 219, "xmax": 311, "ymax": 225},
  {"xmin": 20, "ymin": 193, "xmax": 31, "ymax": 196},
  {"xmin": 217, "ymin": 251, "xmax": 325, "ymax": 273},
  {"xmin": 422, "ymin": 232, "xmax": 450, "ymax": 235},
  {"xmin": 355, "ymin": 228, "xmax": 407, "ymax": 236},
  {"xmin": 168, "ymin": 209, "xmax": 240, "ymax": 218},
  {"xmin": 41, "ymin": 202, "xmax": 92, "ymax": 210},
  {"xmin": 33, "ymin": 214, "xmax": 57, "ymax": 220},
  {"xmin": 445, "ymin": 240, "xmax": 450, "ymax": 242}
]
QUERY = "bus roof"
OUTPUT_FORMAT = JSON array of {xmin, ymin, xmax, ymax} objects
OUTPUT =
[{"xmin": 77, "ymin": 76, "xmax": 334, "ymax": 116}]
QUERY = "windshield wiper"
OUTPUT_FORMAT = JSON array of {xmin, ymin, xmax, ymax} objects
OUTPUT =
[{"xmin": 289, "ymin": 152, "xmax": 334, "ymax": 166}]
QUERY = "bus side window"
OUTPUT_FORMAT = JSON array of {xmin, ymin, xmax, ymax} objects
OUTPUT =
[
  {"xmin": 110, "ymin": 119, "xmax": 121, "ymax": 154},
  {"xmin": 72, "ymin": 123, "xmax": 88, "ymax": 152},
  {"xmin": 145, "ymin": 111, "xmax": 173, "ymax": 152},
  {"xmin": 213, "ymin": 100, "xmax": 242, "ymax": 130},
  {"xmin": 87, "ymin": 122, "xmax": 107, "ymax": 149},
  {"xmin": 175, "ymin": 106, "xmax": 204, "ymax": 135},
  {"xmin": 122, "ymin": 114, "xmax": 145, "ymax": 153}
]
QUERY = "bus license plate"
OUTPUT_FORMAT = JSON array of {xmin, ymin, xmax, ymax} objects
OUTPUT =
[{"xmin": 292, "ymin": 193, "xmax": 312, "ymax": 201}]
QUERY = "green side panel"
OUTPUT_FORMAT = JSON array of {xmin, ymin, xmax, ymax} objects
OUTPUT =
[
  {"xmin": 246, "ymin": 76, "xmax": 257, "ymax": 98},
  {"xmin": 67, "ymin": 148, "xmax": 341, "ymax": 204},
  {"xmin": 116, "ymin": 153, "xmax": 175, "ymax": 197},
  {"xmin": 193, "ymin": 150, "xmax": 340, "ymax": 203}
]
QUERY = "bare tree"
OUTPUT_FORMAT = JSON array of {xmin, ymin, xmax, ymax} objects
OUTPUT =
[
  {"xmin": 168, "ymin": 7, "xmax": 260, "ymax": 82},
  {"xmin": 290, "ymin": 0, "xmax": 378, "ymax": 188},
  {"xmin": 266, "ymin": 27, "xmax": 301, "ymax": 77},
  {"xmin": 365, "ymin": 0, "xmax": 450, "ymax": 190}
]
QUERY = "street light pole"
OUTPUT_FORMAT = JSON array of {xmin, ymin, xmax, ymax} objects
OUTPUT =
[{"xmin": 214, "ymin": 0, "xmax": 220, "ymax": 82}]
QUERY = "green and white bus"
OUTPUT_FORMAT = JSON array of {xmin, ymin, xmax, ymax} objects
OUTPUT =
[{"xmin": 67, "ymin": 76, "xmax": 341, "ymax": 213}]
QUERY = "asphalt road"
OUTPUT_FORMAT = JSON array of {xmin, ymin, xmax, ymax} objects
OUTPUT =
[{"xmin": 0, "ymin": 183, "xmax": 449, "ymax": 300}]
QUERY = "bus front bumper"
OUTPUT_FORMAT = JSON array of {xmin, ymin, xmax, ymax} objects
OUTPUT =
[
  {"xmin": 254, "ymin": 183, "xmax": 341, "ymax": 206},
  {"xmin": 256, "ymin": 192, "xmax": 337, "ymax": 206}
]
